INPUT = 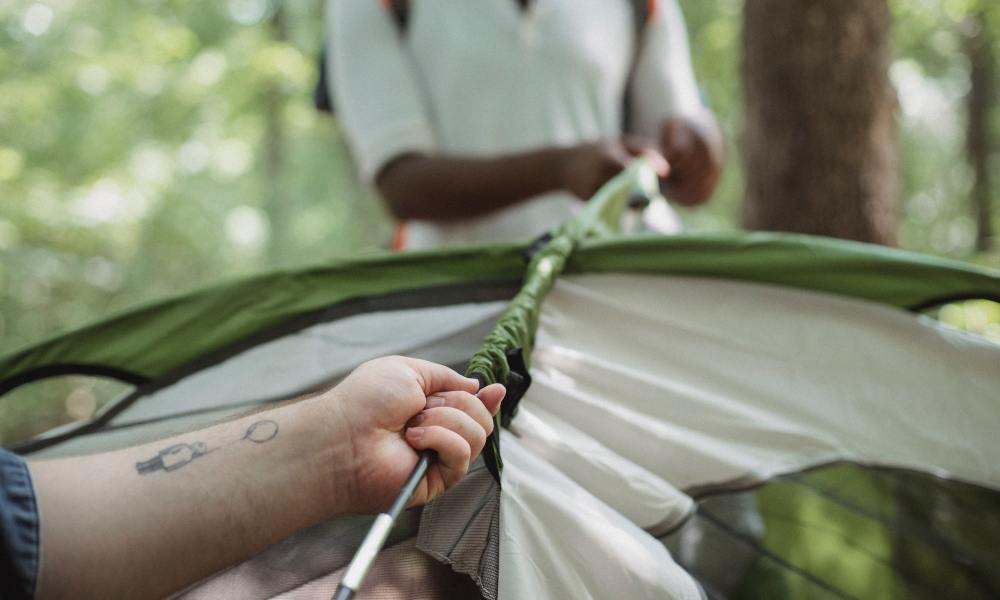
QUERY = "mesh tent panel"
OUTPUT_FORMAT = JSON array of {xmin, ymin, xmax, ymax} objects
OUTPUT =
[
  {"xmin": 181, "ymin": 532, "xmax": 480, "ymax": 600},
  {"xmin": 664, "ymin": 463, "xmax": 1000, "ymax": 600},
  {"xmin": 178, "ymin": 462, "xmax": 496, "ymax": 600},
  {"xmin": 417, "ymin": 464, "xmax": 499, "ymax": 600},
  {"xmin": 275, "ymin": 540, "xmax": 480, "ymax": 600}
]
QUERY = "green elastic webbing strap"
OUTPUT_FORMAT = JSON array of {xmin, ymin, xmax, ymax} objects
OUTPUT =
[{"xmin": 466, "ymin": 160, "xmax": 661, "ymax": 481}]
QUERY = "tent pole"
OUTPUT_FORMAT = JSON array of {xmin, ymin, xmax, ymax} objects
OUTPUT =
[{"xmin": 331, "ymin": 450, "xmax": 433, "ymax": 600}]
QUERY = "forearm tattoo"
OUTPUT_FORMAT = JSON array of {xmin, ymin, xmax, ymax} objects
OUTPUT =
[{"xmin": 135, "ymin": 419, "xmax": 279, "ymax": 475}]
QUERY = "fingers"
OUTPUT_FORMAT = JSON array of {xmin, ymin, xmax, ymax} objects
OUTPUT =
[
  {"xmin": 404, "ymin": 383, "xmax": 507, "ymax": 501},
  {"xmin": 401, "ymin": 357, "xmax": 480, "ymax": 396},
  {"xmin": 622, "ymin": 136, "xmax": 670, "ymax": 178},
  {"xmin": 406, "ymin": 426, "xmax": 471, "ymax": 490},
  {"xmin": 409, "ymin": 406, "xmax": 489, "ymax": 458},
  {"xmin": 405, "ymin": 384, "xmax": 506, "ymax": 482},
  {"xmin": 423, "ymin": 390, "xmax": 494, "ymax": 435},
  {"xmin": 656, "ymin": 115, "xmax": 724, "ymax": 206}
]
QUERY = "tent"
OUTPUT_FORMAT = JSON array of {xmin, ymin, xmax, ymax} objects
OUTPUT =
[{"xmin": 3, "ymin": 165, "xmax": 1000, "ymax": 599}]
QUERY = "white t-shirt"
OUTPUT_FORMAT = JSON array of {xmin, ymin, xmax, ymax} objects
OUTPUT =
[{"xmin": 328, "ymin": 0, "xmax": 702, "ymax": 249}]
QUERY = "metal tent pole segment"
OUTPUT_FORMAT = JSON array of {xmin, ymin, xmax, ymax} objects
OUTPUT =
[{"xmin": 331, "ymin": 450, "xmax": 433, "ymax": 600}]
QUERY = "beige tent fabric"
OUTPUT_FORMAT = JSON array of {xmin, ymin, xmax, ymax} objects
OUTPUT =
[
  {"xmin": 524, "ymin": 274, "xmax": 1000, "ymax": 494},
  {"xmin": 493, "ymin": 273, "xmax": 1000, "ymax": 599},
  {"xmin": 499, "ymin": 433, "xmax": 704, "ymax": 599},
  {"xmin": 509, "ymin": 404, "xmax": 694, "ymax": 535}
]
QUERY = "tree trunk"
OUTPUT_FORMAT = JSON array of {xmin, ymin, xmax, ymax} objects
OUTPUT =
[
  {"xmin": 742, "ymin": 0, "xmax": 898, "ymax": 245},
  {"xmin": 964, "ymin": 8, "xmax": 996, "ymax": 253}
]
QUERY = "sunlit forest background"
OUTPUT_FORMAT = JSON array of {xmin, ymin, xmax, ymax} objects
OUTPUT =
[{"xmin": 1, "ymin": 0, "xmax": 998, "ymax": 356}]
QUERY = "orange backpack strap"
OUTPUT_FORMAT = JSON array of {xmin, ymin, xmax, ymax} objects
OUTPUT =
[
  {"xmin": 391, "ymin": 222, "xmax": 409, "ymax": 251},
  {"xmin": 381, "ymin": 0, "xmax": 409, "ymax": 27}
]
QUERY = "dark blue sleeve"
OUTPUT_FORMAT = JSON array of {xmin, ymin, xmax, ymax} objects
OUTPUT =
[{"xmin": 0, "ymin": 449, "xmax": 39, "ymax": 600}]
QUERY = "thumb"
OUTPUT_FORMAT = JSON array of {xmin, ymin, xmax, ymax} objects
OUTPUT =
[
  {"xmin": 403, "ymin": 357, "xmax": 480, "ymax": 395},
  {"xmin": 622, "ymin": 137, "xmax": 669, "ymax": 178}
]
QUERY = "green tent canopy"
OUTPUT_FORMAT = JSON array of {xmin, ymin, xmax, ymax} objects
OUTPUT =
[{"xmin": 4, "ymin": 166, "xmax": 1000, "ymax": 599}]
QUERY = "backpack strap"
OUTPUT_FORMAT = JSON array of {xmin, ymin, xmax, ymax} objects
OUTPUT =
[
  {"xmin": 314, "ymin": 0, "xmax": 411, "ymax": 113},
  {"xmin": 627, "ymin": 0, "xmax": 653, "ymax": 34},
  {"xmin": 622, "ymin": 0, "xmax": 653, "ymax": 132},
  {"xmin": 382, "ymin": 0, "xmax": 409, "ymax": 29}
]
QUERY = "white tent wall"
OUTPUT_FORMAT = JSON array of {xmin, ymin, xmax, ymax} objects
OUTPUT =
[
  {"xmin": 497, "ymin": 273, "xmax": 1000, "ymax": 599},
  {"xmin": 498, "ymin": 434, "xmax": 704, "ymax": 600},
  {"xmin": 519, "ymin": 274, "xmax": 1000, "ymax": 495},
  {"xmin": 509, "ymin": 404, "xmax": 694, "ymax": 534}
]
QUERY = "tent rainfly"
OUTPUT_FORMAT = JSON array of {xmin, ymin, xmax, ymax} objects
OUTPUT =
[{"xmin": 3, "ymin": 164, "xmax": 1000, "ymax": 599}]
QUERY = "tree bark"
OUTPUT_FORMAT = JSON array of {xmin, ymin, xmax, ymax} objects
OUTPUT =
[
  {"xmin": 964, "ymin": 8, "xmax": 996, "ymax": 253},
  {"xmin": 742, "ymin": 0, "xmax": 898, "ymax": 245}
]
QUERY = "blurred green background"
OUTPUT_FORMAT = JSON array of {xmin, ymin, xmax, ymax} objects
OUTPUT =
[{"xmin": 1, "ymin": 1, "xmax": 998, "ymax": 369}]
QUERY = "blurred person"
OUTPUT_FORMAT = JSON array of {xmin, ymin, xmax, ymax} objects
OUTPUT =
[
  {"xmin": 0, "ymin": 356, "xmax": 505, "ymax": 600},
  {"xmin": 326, "ymin": 0, "xmax": 724, "ymax": 249}
]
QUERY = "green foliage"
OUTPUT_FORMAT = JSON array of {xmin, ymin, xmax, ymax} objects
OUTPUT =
[
  {"xmin": 0, "ymin": 0, "xmax": 389, "ymax": 354},
  {"xmin": 675, "ymin": 0, "xmax": 744, "ymax": 232},
  {"xmin": 890, "ymin": 0, "xmax": 1000, "ymax": 260}
]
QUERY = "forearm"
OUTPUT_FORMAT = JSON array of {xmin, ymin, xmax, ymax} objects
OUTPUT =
[
  {"xmin": 375, "ymin": 147, "xmax": 570, "ymax": 221},
  {"xmin": 25, "ymin": 356, "xmax": 501, "ymax": 599},
  {"xmin": 31, "ymin": 397, "xmax": 342, "ymax": 600}
]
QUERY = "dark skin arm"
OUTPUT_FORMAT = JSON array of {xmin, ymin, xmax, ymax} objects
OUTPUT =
[
  {"xmin": 376, "ymin": 147, "xmax": 566, "ymax": 222},
  {"xmin": 375, "ymin": 113, "xmax": 723, "ymax": 221},
  {"xmin": 375, "ymin": 143, "xmax": 664, "ymax": 222}
]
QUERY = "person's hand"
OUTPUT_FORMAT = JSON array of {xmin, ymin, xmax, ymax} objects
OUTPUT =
[
  {"xmin": 319, "ymin": 356, "xmax": 505, "ymax": 514},
  {"xmin": 558, "ymin": 139, "xmax": 669, "ymax": 200},
  {"xmin": 659, "ymin": 112, "xmax": 724, "ymax": 206}
]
